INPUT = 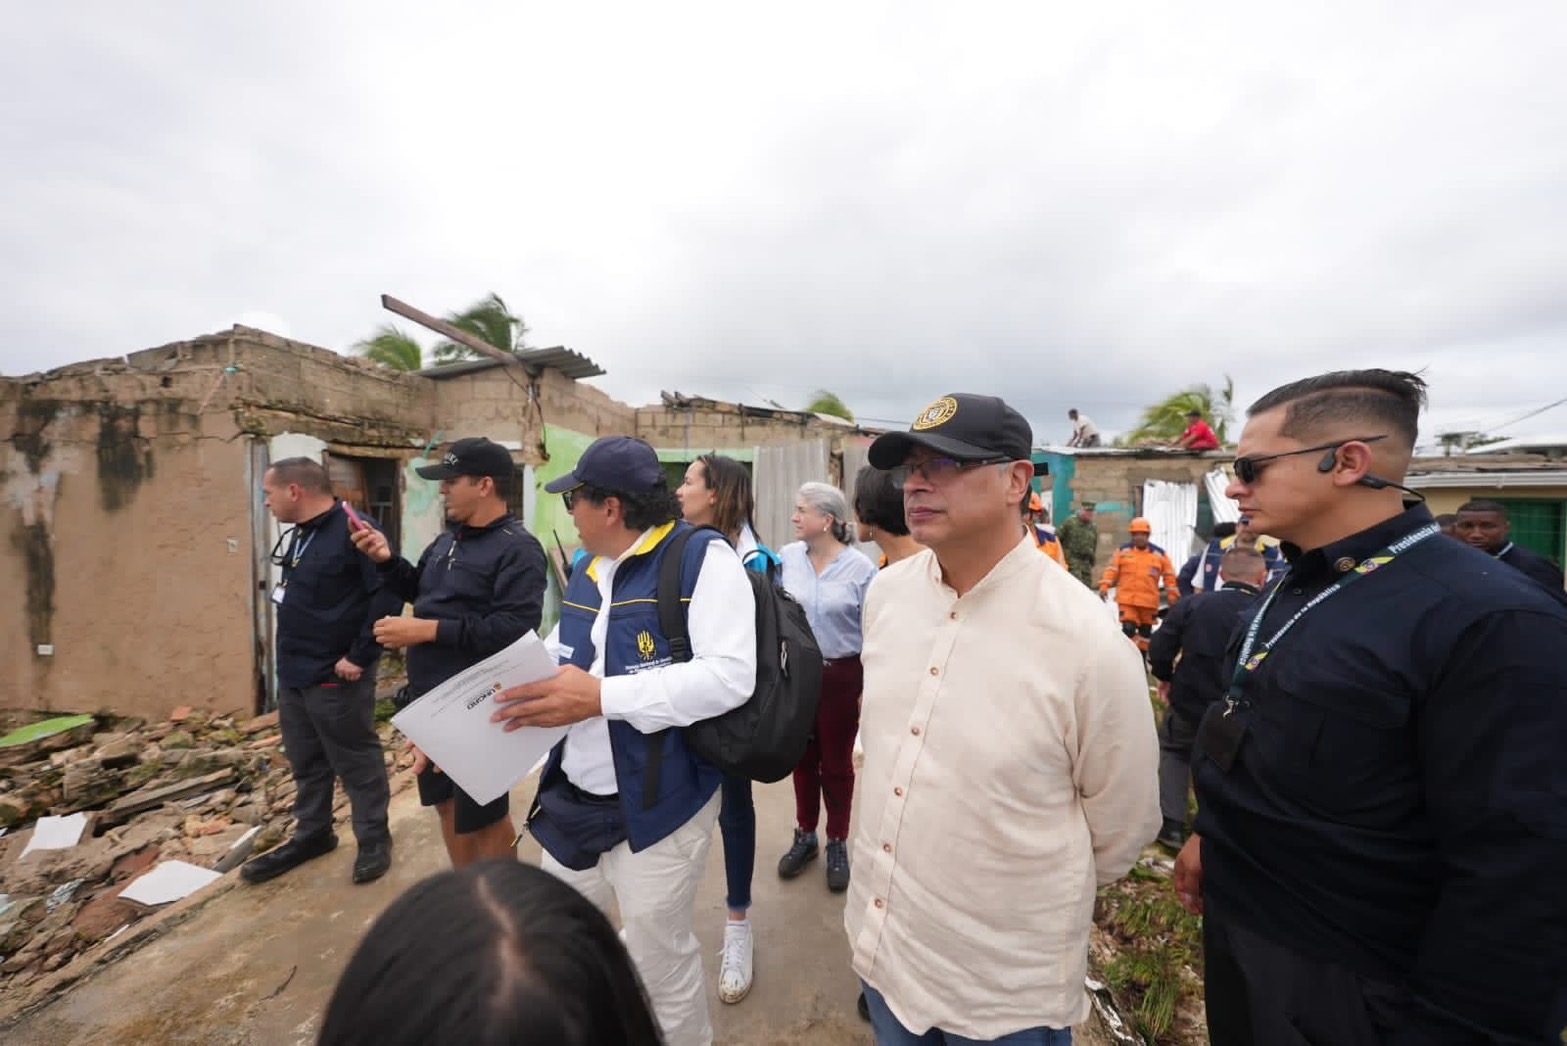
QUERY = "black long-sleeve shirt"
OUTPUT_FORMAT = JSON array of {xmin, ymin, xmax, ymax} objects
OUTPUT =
[
  {"xmin": 379, "ymin": 514, "xmax": 548, "ymax": 696},
  {"xmin": 1193, "ymin": 505, "xmax": 1567, "ymax": 1043},
  {"xmin": 1147, "ymin": 581, "xmax": 1259, "ymax": 721},
  {"xmin": 1497, "ymin": 541, "xmax": 1566, "ymax": 598},
  {"xmin": 274, "ymin": 502, "xmax": 403, "ymax": 688}
]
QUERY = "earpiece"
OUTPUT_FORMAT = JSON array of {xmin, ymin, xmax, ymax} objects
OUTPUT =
[{"xmin": 1317, "ymin": 448, "xmax": 1338, "ymax": 473}]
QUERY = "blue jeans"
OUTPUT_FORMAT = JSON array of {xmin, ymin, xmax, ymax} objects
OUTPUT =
[
  {"xmin": 862, "ymin": 985, "xmax": 1072, "ymax": 1045},
  {"xmin": 718, "ymin": 774, "xmax": 755, "ymax": 912}
]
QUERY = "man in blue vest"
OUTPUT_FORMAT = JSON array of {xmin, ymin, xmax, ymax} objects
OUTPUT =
[{"xmin": 493, "ymin": 436, "xmax": 757, "ymax": 1046}]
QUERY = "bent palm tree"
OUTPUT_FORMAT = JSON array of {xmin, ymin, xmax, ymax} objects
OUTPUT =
[
  {"xmin": 1121, "ymin": 376, "xmax": 1234, "ymax": 446},
  {"xmin": 432, "ymin": 292, "xmax": 530, "ymax": 365},
  {"xmin": 805, "ymin": 390, "xmax": 855, "ymax": 423},
  {"xmin": 354, "ymin": 324, "xmax": 424, "ymax": 371}
]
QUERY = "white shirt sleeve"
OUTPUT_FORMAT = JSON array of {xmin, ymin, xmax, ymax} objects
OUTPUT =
[{"xmin": 599, "ymin": 539, "xmax": 758, "ymax": 733}]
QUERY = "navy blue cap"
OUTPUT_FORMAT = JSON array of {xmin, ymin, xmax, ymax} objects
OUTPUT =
[{"xmin": 544, "ymin": 436, "xmax": 666, "ymax": 495}]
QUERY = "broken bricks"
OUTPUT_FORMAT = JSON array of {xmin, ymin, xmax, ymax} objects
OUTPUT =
[{"xmin": 0, "ymin": 691, "xmax": 416, "ymax": 995}]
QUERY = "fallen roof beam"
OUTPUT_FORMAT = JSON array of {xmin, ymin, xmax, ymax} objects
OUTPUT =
[{"xmin": 380, "ymin": 294, "xmax": 530, "ymax": 372}]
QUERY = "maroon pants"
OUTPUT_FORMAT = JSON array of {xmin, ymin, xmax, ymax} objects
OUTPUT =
[{"xmin": 793, "ymin": 656, "xmax": 862, "ymax": 841}]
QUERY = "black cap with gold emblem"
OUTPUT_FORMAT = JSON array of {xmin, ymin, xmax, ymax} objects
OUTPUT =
[{"xmin": 869, "ymin": 393, "xmax": 1034, "ymax": 469}]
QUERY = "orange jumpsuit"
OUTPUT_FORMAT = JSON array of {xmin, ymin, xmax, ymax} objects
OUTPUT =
[
  {"xmin": 1032, "ymin": 524, "xmax": 1067, "ymax": 568},
  {"xmin": 1100, "ymin": 542, "xmax": 1179, "ymax": 631}
]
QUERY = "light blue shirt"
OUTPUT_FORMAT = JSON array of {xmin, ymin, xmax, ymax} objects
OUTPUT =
[{"xmin": 778, "ymin": 541, "xmax": 878, "ymax": 659}]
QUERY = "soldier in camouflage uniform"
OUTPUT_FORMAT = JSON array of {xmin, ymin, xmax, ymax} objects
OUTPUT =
[{"xmin": 1057, "ymin": 501, "xmax": 1099, "ymax": 586}]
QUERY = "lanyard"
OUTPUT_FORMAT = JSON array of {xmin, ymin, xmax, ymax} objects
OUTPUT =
[
  {"xmin": 1224, "ymin": 522, "xmax": 1439, "ymax": 715},
  {"xmin": 285, "ymin": 529, "xmax": 317, "ymax": 571}
]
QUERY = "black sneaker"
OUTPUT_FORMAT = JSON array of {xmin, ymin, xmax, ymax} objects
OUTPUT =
[
  {"xmin": 777, "ymin": 829, "xmax": 819, "ymax": 879},
  {"xmin": 1156, "ymin": 818, "xmax": 1186, "ymax": 852},
  {"xmin": 825, "ymin": 839, "xmax": 850, "ymax": 893},
  {"xmin": 240, "ymin": 833, "xmax": 338, "ymax": 884},
  {"xmin": 352, "ymin": 841, "xmax": 392, "ymax": 884}
]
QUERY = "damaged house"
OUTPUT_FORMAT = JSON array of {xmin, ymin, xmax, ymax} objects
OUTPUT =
[{"xmin": 1, "ymin": 328, "xmax": 878, "ymax": 721}]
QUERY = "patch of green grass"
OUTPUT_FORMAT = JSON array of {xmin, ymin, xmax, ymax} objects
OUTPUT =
[
  {"xmin": 1098, "ymin": 878, "xmax": 1203, "ymax": 1043},
  {"xmin": 374, "ymin": 698, "xmax": 397, "ymax": 725}
]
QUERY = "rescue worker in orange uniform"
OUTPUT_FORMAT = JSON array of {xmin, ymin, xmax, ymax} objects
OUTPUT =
[
  {"xmin": 1099, "ymin": 517, "xmax": 1178, "ymax": 644},
  {"xmin": 1024, "ymin": 493, "xmax": 1067, "ymax": 568}
]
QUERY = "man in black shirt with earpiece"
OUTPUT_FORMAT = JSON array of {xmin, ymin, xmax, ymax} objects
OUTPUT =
[{"xmin": 1175, "ymin": 370, "xmax": 1567, "ymax": 1045}]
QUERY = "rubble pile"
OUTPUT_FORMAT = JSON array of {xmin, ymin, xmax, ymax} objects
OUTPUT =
[{"xmin": 0, "ymin": 704, "xmax": 417, "ymax": 992}]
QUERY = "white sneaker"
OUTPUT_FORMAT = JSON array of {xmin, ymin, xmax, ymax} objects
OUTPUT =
[{"xmin": 717, "ymin": 919, "xmax": 754, "ymax": 1004}]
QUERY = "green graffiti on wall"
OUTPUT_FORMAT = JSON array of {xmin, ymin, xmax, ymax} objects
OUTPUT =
[
  {"xmin": 401, "ymin": 457, "xmax": 447, "ymax": 561},
  {"xmin": 537, "ymin": 425, "xmax": 601, "ymax": 556}
]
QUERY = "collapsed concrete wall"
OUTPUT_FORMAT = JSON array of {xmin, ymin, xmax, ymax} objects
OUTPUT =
[
  {"xmin": 0, "ymin": 330, "xmax": 446, "ymax": 720},
  {"xmin": 1, "ymin": 360, "xmax": 254, "ymax": 721}
]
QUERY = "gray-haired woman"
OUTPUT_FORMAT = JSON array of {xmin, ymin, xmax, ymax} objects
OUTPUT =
[{"xmin": 776, "ymin": 481, "xmax": 877, "ymax": 893}]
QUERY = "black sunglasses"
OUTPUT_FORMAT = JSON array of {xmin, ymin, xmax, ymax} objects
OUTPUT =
[
  {"xmin": 561, "ymin": 486, "xmax": 583, "ymax": 511},
  {"xmin": 1233, "ymin": 435, "xmax": 1387, "ymax": 484}
]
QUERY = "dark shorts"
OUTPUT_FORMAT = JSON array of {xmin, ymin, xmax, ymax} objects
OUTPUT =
[{"xmin": 416, "ymin": 766, "xmax": 510, "ymax": 835}]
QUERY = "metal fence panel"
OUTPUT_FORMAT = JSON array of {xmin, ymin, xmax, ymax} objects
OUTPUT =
[{"xmin": 753, "ymin": 441, "xmax": 829, "ymax": 551}]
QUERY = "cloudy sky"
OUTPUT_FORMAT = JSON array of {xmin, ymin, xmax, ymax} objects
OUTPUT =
[{"xmin": 4, "ymin": 3, "xmax": 1565, "ymax": 445}]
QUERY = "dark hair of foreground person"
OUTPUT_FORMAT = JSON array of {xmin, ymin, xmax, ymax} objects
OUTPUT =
[{"xmin": 318, "ymin": 859, "xmax": 662, "ymax": 1046}]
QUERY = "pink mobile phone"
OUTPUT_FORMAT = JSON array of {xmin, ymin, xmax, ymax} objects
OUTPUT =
[{"xmin": 344, "ymin": 502, "xmax": 368, "ymax": 531}]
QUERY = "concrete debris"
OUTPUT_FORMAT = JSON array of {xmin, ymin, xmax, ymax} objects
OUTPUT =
[
  {"xmin": 0, "ymin": 699, "xmax": 419, "ymax": 993},
  {"xmin": 119, "ymin": 861, "xmax": 222, "ymax": 908},
  {"xmin": 20, "ymin": 814, "xmax": 89, "ymax": 858},
  {"xmin": 45, "ymin": 879, "xmax": 85, "ymax": 915}
]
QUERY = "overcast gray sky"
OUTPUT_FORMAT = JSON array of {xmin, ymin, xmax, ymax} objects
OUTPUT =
[{"xmin": 3, "ymin": 2, "xmax": 1565, "ymax": 445}]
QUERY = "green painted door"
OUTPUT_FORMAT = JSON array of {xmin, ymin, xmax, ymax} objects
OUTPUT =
[{"xmin": 1495, "ymin": 498, "xmax": 1565, "ymax": 566}]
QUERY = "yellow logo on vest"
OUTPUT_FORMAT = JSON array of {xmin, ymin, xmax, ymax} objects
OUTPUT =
[
  {"xmin": 912, "ymin": 396, "xmax": 958, "ymax": 431},
  {"xmin": 636, "ymin": 630, "xmax": 656, "ymax": 660}
]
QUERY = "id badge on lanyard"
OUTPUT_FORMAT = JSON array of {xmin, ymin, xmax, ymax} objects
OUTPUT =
[
  {"xmin": 272, "ymin": 530, "xmax": 316, "ymax": 608},
  {"xmin": 1200, "ymin": 522, "xmax": 1439, "ymax": 773}
]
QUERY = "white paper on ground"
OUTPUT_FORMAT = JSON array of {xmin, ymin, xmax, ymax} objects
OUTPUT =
[
  {"xmin": 119, "ymin": 860, "xmax": 223, "ymax": 907},
  {"xmin": 392, "ymin": 631, "xmax": 567, "ymax": 806},
  {"xmin": 21, "ymin": 813, "xmax": 89, "ymax": 857}
]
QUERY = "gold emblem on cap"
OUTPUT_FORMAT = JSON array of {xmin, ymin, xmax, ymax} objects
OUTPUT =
[{"xmin": 912, "ymin": 396, "xmax": 959, "ymax": 431}]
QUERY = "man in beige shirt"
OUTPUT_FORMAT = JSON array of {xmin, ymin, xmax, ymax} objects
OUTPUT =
[{"xmin": 847, "ymin": 393, "xmax": 1160, "ymax": 1044}]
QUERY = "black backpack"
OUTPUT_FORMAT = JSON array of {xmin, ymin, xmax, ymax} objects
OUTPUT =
[{"xmin": 652, "ymin": 525, "xmax": 823, "ymax": 784}]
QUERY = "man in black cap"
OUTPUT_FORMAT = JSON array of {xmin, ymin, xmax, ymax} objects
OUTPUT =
[
  {"xmin": 844, "ymin": 394, "xmax": 1158, "ymax": 1044},
  {"xmin": 350, "ymin": 436, "xmax": 548, "ymax": 868}
]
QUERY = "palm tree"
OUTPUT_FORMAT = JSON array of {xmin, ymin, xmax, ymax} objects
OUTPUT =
[
  {"xmin": 354, "ymin": 324, "xmax": 424, "ymax": 371},
  {"xmin": 432, "ymin": 292, "xmax": 530, "ymax": 365},
  {"xmin": 805, "ymin": 389, "xmax": 855, "ymax": 423},
  {"xmin": 1120, "ymin": 376, "xmax": 1235, "ymax": 446}
]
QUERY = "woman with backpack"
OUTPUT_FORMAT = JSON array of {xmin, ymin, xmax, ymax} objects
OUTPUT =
[
  {"xmin": 676, "ymin": 453, "xmax": 780, "ymax": 1006},
  {"xmin": 777, "ymin": 482, "xmax": 877, "ymax": 895}
]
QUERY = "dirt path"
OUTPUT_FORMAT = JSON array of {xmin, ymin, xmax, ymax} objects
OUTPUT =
[
  {"xmin": 4, "ymin": 767, "xmax": 1127, "ymax": 1045},
  {"xmin": 3, "ymin": 773, "xmax": 872, "ymax": 1045}
]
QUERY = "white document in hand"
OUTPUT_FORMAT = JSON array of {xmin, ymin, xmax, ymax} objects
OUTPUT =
[{"xmin": 391, "ymin": 632, "xmax": 567, "ymax": 806}]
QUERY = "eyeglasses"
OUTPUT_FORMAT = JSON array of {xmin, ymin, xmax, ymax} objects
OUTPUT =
[
  {"xmin": 1232, "ymin": 435, "xmax": 1386, "ymax": 484},
  {"xmin": 889, "ymin": 456, "xmax": 1013, "ymax": 486},
  {"xmin": 268, "ymin": 526, "xmax": 297, "ymax": 567},
  {"xmin": 561, "ymin": 486, "xmax": 583, "ymax": 511}
]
